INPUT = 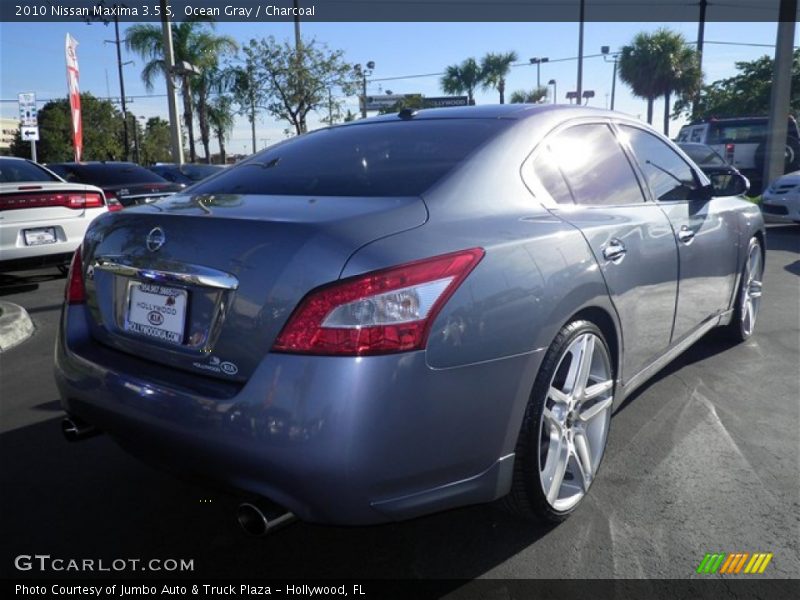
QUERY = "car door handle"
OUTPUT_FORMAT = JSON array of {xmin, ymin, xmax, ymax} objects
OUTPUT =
[
  {"xmin": 602, "ymin": 239, "xmax": 627, "ymax": 263},
  {"xmin": 677, "ymin": 226, "xmax": 695, "ymax": 244}
]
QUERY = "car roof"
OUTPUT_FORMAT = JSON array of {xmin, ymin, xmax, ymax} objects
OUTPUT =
[{"xmin": 346, "ymin": 103, "xmax": 629, "ymax": 125}]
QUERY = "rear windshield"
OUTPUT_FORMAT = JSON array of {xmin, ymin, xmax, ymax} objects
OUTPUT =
[
  {"xmin": 0, "ymin": 159, "xmax": 59, "ymax": 183},
  {"xmin": 53, "ymin": 163, "xmax": 168, "ymax": 186},
  {"xmin": 190, "ymin": 119, "xmax": 509, "ymax": 197},
  {"xmin": 680, "ymin": 144, "xmax": 727, "ymax": 166},
  {"xmin": 707, "ymin": 123, "xmax": 767, "ymax": 144}
]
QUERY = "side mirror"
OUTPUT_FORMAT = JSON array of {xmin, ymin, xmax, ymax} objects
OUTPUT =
[{"xmin": 709, "ymin": 171, "xmax": 750, "ymax": 197}]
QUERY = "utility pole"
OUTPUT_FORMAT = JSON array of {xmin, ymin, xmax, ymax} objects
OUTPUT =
[
  {"xmin": 763, "ymin": 0, "xmax": 797, "ymax": 193},
  {"xmin": 576, "ymin": 0, "xmax": 585, "ymax": 101},
  {"xmin": 113, "ymin": 15, "xmax": 128, "ymax": 160},
  {"xmin": 160, "ymin": 0, "xmax": 184, "ymax": 164},
  {"xmin": 694, "ymin": 0, "xmax": 708, "ymax": 118}
]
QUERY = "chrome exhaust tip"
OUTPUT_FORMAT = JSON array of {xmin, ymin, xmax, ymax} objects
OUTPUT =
[
  {"xmin": 237, "ymin": 501, "xmax": 296, "ymax": 536},
  {"xmin": 61, "ymin": 416, "xmax": 100, "ymax": 442}
]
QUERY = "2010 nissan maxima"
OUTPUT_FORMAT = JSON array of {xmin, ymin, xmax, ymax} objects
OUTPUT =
[{"xmin": 55, "ymin": 105, "xmax": 764, "ymax": 531}]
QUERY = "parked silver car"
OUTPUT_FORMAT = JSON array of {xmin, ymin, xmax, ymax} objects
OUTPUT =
[{"xmin": 56, "ymin": 105, "xmax": 764, "ymax": 532}]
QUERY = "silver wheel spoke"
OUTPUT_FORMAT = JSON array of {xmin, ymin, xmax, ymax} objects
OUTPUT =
[
  {"xmin": 579, "ymin": 396, "xmax": 613, "ymax": 422},
  {"xmin": 573, "ymin": 432, "xmax": 593, "ymax": 491},
  {"xmin": 548, "ymin": 386, "xmax": 570, "ymax": 405},
  {"xmin": 584, "ymin": 379, "xmax": 613, "ymax": 400},
  {"xmin": 748, "ymin": 280, "xmax": 762, "ymax": 299},
  {"xmin": 542, "ymin": 405, "xmax": 562, "ymax": 435},
  {"xmin": 545, "ymin": 437, "xmax": 570, "ymax": 505},
  {"xmin": 574, "ymin": 335, "xmax": 596, "ymax": 397}
]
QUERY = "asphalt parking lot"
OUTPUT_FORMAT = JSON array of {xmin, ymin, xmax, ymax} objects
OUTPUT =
[{"xmin": 1, "ymin": 224, "xmax": 798, "ymax": 581}]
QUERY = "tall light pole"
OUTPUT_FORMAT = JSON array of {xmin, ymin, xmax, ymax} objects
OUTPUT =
[
  {"xmin": 548, "ymin": 79, "xmax": 557, "ymax": 105},
  {"xmin": 576, "ymin": 0, "xmax": 585, "ymax": 101},
  {"xmin": 601, "ymin": 46, "xmax": 620, "ymax": 111},
  {"xmin": 356, "ymin": 61, "xmax": 375, "ymax": 119},
  {"xmin": 529, "ymin": 57, "xmax": 549, "ymax": 88},
  {"xmin": 160, "ymin": 0, "xmax": 184, "ymax": 164}
]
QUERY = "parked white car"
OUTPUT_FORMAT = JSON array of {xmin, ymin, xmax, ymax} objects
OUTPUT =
[
  {"xmin": 0, "ymin": 157, "xmax": 115, "ymax": 272},
  {"xmin": 761, "ymin": 170, "xmax": 800, "ymax": 224}
]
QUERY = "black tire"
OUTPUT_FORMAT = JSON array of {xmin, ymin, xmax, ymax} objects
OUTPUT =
[
  {"xmin": 721, "ymin": 237, "xmax": 763, "ymax": 343},
  {"xmin": 502, "ymin": 320, "xmax": 615, "ymax": 522}
]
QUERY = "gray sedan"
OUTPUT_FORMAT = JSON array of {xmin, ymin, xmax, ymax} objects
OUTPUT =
[{"xmin": 55, "ymin": 105, "xmax": 764, "ymax": 533}]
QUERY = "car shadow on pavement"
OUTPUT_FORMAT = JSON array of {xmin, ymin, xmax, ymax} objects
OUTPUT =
[
  {"xmin": 0, "ymin": 416, "xmax": 555, "ymax": 581},
  {"xmin": 766, "ymin": 223, "xmax": 800, "ymax": 254},
  {"xmin": 0, "ymin": 270, "xmax": 64, "ymax": 297}
]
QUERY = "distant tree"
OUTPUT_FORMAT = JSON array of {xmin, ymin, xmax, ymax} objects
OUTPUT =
[
  {"xmin": 192, "ymin": 39, "xmax": 238, "ymax": 163},
  {"xmin": 228, "ymin": 58, "xmax": 267, "ymax": 154},
  {"xmin": 9, "ymin": 93, "xmax": 123, "ymax": 162},
  {"xmin": 440, "ymin": 58, "xmax": 483, "ymax": 105},
  {"xmin": 343, "ymin": 109, "xmax": 358, "ymax": 122},
  {"xmin": 619, "ymin": 31, "xmax": 671, "ymax": 125},
  {"xmin": 139, "ymin": 117, "xmax": 172, "ymax": 165},
  {"xmin": 619, "ymin": 28, "xmax": 702, "ymax": 133},
  {"xmin": 509, "ymin": 86, "xmax": 549, "ymax": 104},
  {"xmin": 377, "ymin": 94, "xmax": 425, "ymax": 115},
  {"xmin": 481, "ymin": 51, "xmax": 518, "ymax": 104},
  {"xmin": 126, "ymin": 21, "xmax": 235, "ymax": 163},
  {"xmin": 207, "ymin": 95, "xmax": 235, "ymax": 163},
  {"xmin": 243, "ymin": 36, "xmax": 357, "ymax": 136},
  {"xmin": 675, "ymin": 49, "xmax": 800, "ymax": 120}
]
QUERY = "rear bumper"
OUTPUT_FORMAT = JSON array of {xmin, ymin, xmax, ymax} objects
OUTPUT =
[
  {"xmin": 55, "ymin": 304, "xmax": 542, "ymax": 525},
  {"xmin": 0, "ymin": 209, "xmax": 103, "ymax": 263}
]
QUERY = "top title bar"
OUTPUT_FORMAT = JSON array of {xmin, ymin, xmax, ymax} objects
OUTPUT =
[{"xmin": 1, "ymin": 0, "xmax": 798, "ymax": 23}]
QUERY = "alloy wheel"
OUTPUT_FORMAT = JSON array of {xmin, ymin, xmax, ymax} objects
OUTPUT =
[
  {"xmin": 538, "ymin": 332, "xmax": 613, "ymax": 511},
  {"xmin": 741, "ymin": 241, "xmax": 763, "ymax": 338}
]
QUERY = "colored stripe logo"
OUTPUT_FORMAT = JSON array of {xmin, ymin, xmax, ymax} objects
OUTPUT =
[{"xmin": 697, "ymin": 552, "xmax": 773, "ymax": 574}]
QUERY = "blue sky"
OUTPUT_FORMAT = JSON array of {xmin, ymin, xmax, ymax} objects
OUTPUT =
[{"xmin": 0, "ymin": 20, "xmax": 796, "ymax": 155}]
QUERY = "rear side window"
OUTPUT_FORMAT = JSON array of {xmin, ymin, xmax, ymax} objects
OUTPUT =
[
  {"xmin": 622, "ymin": 126, "xmax": 699, "ymax": 202},
  {"xmin": 707, "ymin": 122, "xmax": 767, "ymax": 144},
  {"xmin": 531, "ymin": 147, "xmax": 574, "ymax": 205},
  {"xmin": 544, "ymin": 123, "xmax": 645, "ymax": 206},
  {"xmin": 190, "ymin": 120, "xmax": 509, "ymax": 197},
  {"xmin": 0, "ymin": 159, "xmax": 59, "ymax": 183}
]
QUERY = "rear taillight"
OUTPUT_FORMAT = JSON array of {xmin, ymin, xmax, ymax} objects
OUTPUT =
[
  {"xmin": 105, "ymin": 192, "xmax": 123, "ymax": 212},
  {"xmin": 0, "ymin": 192, "xmax": 104, "ymax": 210},
  {"xmin": 725, "ymin": 143, "xmax": 735, "ymax": 162},
  {"xmin": 272, "ymin": 248, "xmax": 484, "ymax": 356},
  {"xmin": 65, "ymin": 247, "xmax": 86, "ymax": 304}
]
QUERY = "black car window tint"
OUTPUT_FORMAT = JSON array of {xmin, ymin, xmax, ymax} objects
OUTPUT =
[
  {"xmin": 0, "ymin": 160, "xmax": 59, "ymax": 183},
  {"xmin": 548, "ymin": 123, "xmax": 645, "ymax": 206},
  {"xmin": 622, "ymin": 126, "xmax": 699, "ymax": 202},
  {"xmin": 190, "ymin": 120, "xmax": 510, "ymax": 198}
]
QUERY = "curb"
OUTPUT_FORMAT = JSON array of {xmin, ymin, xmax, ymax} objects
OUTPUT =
[{"xmin": 0, "ymin": 301, "xmax": 35, "ymax": 353}]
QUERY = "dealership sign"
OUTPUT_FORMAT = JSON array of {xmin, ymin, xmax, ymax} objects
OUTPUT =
[{"xmin": 423, "ymin": 96, "xmax": 469, "ymax": 108}]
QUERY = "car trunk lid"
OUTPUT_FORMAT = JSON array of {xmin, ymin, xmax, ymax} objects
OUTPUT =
[{"xmin": 80, "ymin": 193, "xmax": 428, "ymax": 381}]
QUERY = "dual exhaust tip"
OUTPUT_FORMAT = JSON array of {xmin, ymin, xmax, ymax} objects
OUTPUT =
[
  {"xmin": 62, "ymin": 416, "xmax": 294, "ymax": 536},
  {"xmin": 61, "ymin": 416, "xmax": 101, "ymax": 442},
  {"xmin": 236, "ymin": 501, "xmax": 296, "ymax": 536}
]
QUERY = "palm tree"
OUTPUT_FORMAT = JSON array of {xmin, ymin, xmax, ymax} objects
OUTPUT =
[
  {"xmin": 440, "ymin": 58, "xmax": 483, "ymax": 105},
  {"xmin": 655, "ymin": 31, "xmax": 702, "ymax": 135},
  {"xmin": 207, "ymin": 94, "xmax": 235, "ymax": 164},
  {"xmin": 481, "ymin": 51, "xmax": 518, "ymax": 104},
  {"xmin": 619, "ymin": 28, "xmax": 702, "ymax": 133},
  {"xmin": 618, "ymin": 31, "xmax": 672, "ymax": 126},
  {"xmin": 125, "ymin": 22, "xmax": 235, "ymax": 163},
  {"xmin": 509, "ymin": 87, "xmax": 549, "ymax": 104}
]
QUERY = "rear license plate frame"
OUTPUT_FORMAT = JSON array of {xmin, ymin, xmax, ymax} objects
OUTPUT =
[{"xmin": 124, "ymin": 281, "xmax": 188, "ymax": 345}]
